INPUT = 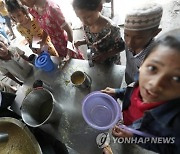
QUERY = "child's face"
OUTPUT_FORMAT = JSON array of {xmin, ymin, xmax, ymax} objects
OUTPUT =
[
  {"xmin": 11, "ymin": 10, "xmax": 29, "ymax": 25},
  {"xmin": 19, "ymin": 0, "xmax": 36, "ymax": 7},
  {"xmin": 124, "ymin": 29, "xmax": 156, "ymax": 54},
  {"xmin": 74, "ymin": 9, "xmax": 100, "ymax": 26},
  {"xmin": 0, "ymin": 41, "xmax": 8, "ymax": 58},
  {"xmin": 139, "ymin": 45, "xmax": 180, "ymax": 103}
]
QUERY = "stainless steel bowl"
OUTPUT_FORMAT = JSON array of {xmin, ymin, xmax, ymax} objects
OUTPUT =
[{"xmin": 0, "ymin": 117, "xmax": 42, "ymax": 154}]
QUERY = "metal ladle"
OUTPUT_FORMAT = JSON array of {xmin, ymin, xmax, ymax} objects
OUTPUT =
[{"xmin": 0, "ymin": 133, "xmax": 9, "ymax": 143}]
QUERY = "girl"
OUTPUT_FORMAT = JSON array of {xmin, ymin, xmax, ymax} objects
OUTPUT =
[
  {"xmin": 18, "ymin": 0, "xmax": 84, "ymax": 59},
  {"xmin": 102, "ymin": 31, "xmax": 180, "ymax": 154},
  {"xmin": 5, "ymin": 0, "xmax": 58, "ymax": 56},
  {"xmin": 73, "ymin": 0, "xmax": 124, "ymax": 64}
]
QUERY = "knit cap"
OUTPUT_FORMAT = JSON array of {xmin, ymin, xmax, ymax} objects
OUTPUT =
[{"xmin": 124, "ymin": 3, "xmax": 163, "ymax": 31}]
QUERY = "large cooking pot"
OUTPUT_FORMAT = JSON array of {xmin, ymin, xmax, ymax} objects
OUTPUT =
[
  {"xmin": 21, "ymin": 88, "xmax": 61, "ymax": 127},
  {"xmin": 0, "ymin": 117, "xmax": 42, "ymax": 154}
]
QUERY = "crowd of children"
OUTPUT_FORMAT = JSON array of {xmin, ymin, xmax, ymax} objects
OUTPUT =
[
  {"xmin": 0, "ymin": 0, "xmax": 179, "ymax": 154},
  {"xmin": 102, "ymin": 30, "xmax": 180, "ymax": 154}
]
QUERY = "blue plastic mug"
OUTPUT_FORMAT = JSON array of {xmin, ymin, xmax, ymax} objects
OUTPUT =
[{"xmin": 35, "ymin": 51, "xmax": 54, "ymax": 72}]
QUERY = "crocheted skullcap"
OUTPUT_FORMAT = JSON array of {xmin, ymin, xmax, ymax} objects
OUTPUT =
[{"xmin": 124, "ymin": 3, "xmax": 163, "ymax": 31}]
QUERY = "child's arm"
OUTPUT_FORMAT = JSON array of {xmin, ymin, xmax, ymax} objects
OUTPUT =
[
  {"xmin": 112, "ymin": 125, "xmax": 133, "ymax": 137},
  {"xmin": 39, "ymin": 30, "xmax": 48, "ymax": 49},
  {"xmin": 74, "ymin": 39, "xmax": 87, "ymax": 48},
  {"xmin": 14, "ymin": 47, "xmax": 29, "ymax": 61},
  {"xmin": 101, "ymin": 87, "xmax": 126, "ymax": 100},
  {"xmin": 92, "ymin": 39, "xmax": 125, "ymax": 62},
  {"xmin": 62, "ymin": 23, "xmax": 73, "ymax": 42}
]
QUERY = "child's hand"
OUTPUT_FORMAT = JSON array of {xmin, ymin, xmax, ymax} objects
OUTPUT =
[
  {"xmin": 112, "ymin": 125, "xmax": 133, "ymax": 138},
  {"xmin": 101, "ymin": 87, "xmax": 116, "ymax": 96},
  {"xmin": 102, "ymin": 145, "xmax": 113, "ymax": 154},
  {"xmin": 32, "ymin": 48, "xmax": 42, "ymax": 55},
  {"xmin": 37, "ymin": 40, "xmax": 45, "ymax": 49},
  {"xmin": 74, "ymin": 40, "xmax": 83, "ymax": 48}
]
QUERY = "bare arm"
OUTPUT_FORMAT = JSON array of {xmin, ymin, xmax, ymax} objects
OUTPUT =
[
  {"xmin": 74, "ymin": 39, "xmax": 87, "ymax": 48},
  {"xmin": 20, "ymin": 54, "xmax": 29, "ymax": 61},
  {"xmin": 15, "ymin": 47, "xmax": 29, "ymax": 61},
  {"xmin": 62, "ymin": 23, "xmax": 73, "ymax": 42},
  {"xmin": 40, "ymin": 30, "xmax": 48, "ymax": 47},
  {"xmin": 92, "ymin": 46, "xmax": 125, "ymax": 63}
]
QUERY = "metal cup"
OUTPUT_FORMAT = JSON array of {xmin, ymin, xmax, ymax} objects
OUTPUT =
[{"xmin": 71, "ymin": 71, "xmax": 92, "ymax": 88}]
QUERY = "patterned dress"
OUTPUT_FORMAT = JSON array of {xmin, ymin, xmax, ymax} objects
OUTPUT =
[
  {"xmin": 84, "ymin": 22, "xmax": 124, "ymax": 63},
  {"xmin": 17, "ymin": 18, "xmax": 58, "ymax": 56},
  {"xmin": 29, "ymin": 0, "xmax": 83, "ymax": 59}
]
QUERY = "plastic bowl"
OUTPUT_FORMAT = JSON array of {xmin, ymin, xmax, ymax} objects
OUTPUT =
[{"xmin": 82, "ymin": 91, "xmax": 121, "ymax": 130}]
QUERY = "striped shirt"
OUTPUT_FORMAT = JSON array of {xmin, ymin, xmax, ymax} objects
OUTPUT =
[{"xmin": 125, "ymin": 40, "xmax": 154, "ymax": 85}]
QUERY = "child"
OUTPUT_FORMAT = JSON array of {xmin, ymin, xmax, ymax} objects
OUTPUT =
[
  {"xmin": 72, "ymin": 0, "xmax": 124, "ymax": 64},
  {"xmin": 0, "ymin": 38, "xmax": 32, "ymax": 85},
  {"xmin": 18, "ymin": 0, "xmax": 84, "ymax": 59},
  {"xmin": 102, "ymin": 31, "xmax": 180, "ymax": 154},
  {"xmin": 0, "ymin": 0, "xmax": 16, "ymax": 39},
  {"xmin": 5, "ymin": 0, "xmax": 58, "ymax": 56},
  {"xmin": 124, "ymin": 3, "xmax": 163, "ymax": 84}
]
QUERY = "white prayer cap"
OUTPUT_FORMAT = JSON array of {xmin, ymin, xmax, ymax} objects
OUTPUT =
[{"xmin": 124, "ymin": 3, "xmax": 163, "ymax": 31}]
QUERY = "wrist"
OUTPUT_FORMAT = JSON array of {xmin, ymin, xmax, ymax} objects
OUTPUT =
[{"xmin": 81, "ymin": 40, "xmax": 86, "ymax": 45}]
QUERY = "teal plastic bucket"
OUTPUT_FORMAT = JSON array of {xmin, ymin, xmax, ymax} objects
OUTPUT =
[{"xmin": 35, "ymin": 52, "xmax": 54, "ymax": 72}]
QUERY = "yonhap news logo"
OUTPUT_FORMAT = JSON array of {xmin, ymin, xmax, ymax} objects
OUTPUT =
[
  {"xmin": 96, "ymin": 132, "xmax": 110, "ymax": 148},
  {"xmin": 112, "ymin": 137, "xmax": 175, "ymax": 144},
  {"xmin": 96, "ymin": 132, "xmax": 175, "ymax": 147}
]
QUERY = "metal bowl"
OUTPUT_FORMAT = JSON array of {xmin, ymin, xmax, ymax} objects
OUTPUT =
[{"xmin": 0, "ymin": 117, "xmax": 42, "ymax": 154}]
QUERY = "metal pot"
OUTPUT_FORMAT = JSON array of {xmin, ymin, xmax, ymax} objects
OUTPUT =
[
  {"xmin": 0, "ymin": 117, "xmax": 42, "ymax": 153},
  {"xmin": 21, "ymin": 88, "xmax": 61, "ymax": 127}
]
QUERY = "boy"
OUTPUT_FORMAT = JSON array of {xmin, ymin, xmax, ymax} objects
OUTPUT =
[{"xmin": 124, "ymin": 3, "xmax": 163, "ymax": 84}]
